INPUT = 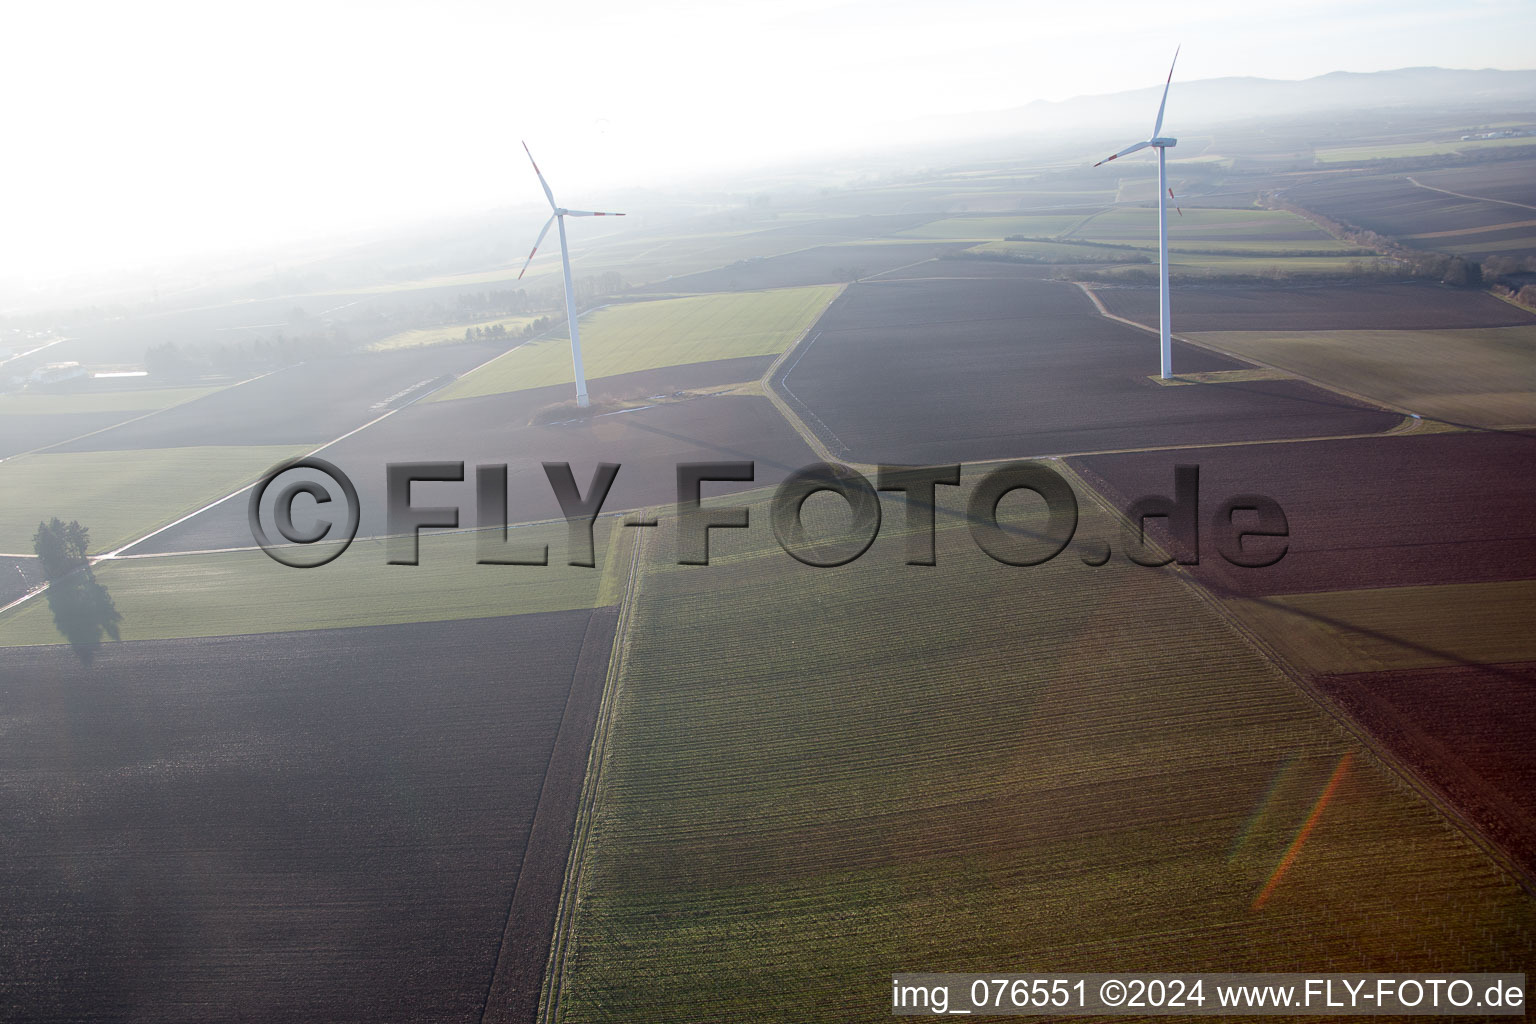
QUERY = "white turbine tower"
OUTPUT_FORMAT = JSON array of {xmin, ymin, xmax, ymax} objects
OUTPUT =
[
  {"xmin": 1093, "ymin": 48, "xmax": 1180, "ymax": 379},
  {"xmin": 518, "ymin": 141, "xmax": 625, "ymax": 408}
]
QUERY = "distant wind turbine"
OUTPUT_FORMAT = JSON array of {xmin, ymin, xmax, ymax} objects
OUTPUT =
[
  {"xmin": 1093, "ymin": 47, "xmax": 1180, "ymax": 379},
  {"xmin": 518, "ymin": 141, "xmax": 625, "ymax": 408}
]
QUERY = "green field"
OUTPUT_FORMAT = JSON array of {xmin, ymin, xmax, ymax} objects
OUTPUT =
[
  {"xmin": 0, "ymin": 386, "xmax": 220, "ymax": 416},
  {"xmin": 1070, "ymin": 207, "xmax": 1339, "ymax": 243},
  {"xmin": 0, "ymin": 519, "xmax": 626, "ymax": 645},
  {"xmin": 368, "ymin": 315, "xmax": 542, "ymax": 352},
  {"xmin": 548, "ymin": 483, "xmax": 1536, "ymax": 1021},
  {"xmin": 1189, "ymin": 325, "xmax": 1536, "ymax": 426},
  {"xmin": 964, "ymin": 239, "xmax": 1152, "ymax": 264},
  {"xmin": 0, "ymin": 445, "xmax": 312, "ymax": 554},
  {"xmin": 1315, "ymin": 138, "xmax": 1536, "ymax": 163},
  {"xmin": 966, "ymin": 237, "xmax": 1373, "ymax": 270},
  {"xmin": 430, "ymin": 286, "xmax": 840, "ymax": 402},
  {"xmin": 898, "ymin": 215, "xmax": 1091, "ymax": 240}
]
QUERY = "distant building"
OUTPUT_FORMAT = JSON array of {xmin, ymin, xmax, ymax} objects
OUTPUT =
[{"xmin": 31, "ymin": 361, "xmax": 86, "ymax": 384}]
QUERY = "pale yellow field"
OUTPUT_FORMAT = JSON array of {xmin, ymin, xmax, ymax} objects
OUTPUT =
[
  {"xmin": 430, "ymin": 286, "xmax": 839, "ymax": 402},
  {"xmin": 1190, "ymin": 325, "xmax": 1536, "ymax": 426},
  {"xmin": 1230, "ymin": 580, "xmax": 1536, "ymax": 676}
]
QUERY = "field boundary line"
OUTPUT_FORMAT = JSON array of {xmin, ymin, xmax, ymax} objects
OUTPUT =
[
  {"xmin": 1059, "ymin": 457, "xmax": 1536, "ymax": 895},
  {"xmin": 0, "ymin": 368, "xmax": 281, "ymax": 465},
  {"xmin": 480, "ymin": 599, "xmax": 623, "ymax": 1024},
  {"xmin": 537, "ymin": 515, "xmax": 646, "ymax": 1024},
  {"xmin": 1405, "ymin": 175, "xmax": 1536, "ymax": 214},
  {"xmin": 756, "ymin": 283, "xmax": 863, "ymax": 468},
  {"xmin": 1073, "ymin": 282, "xmax": 1420, "ymax": 424},
  {"xmin": 861, "ymin": 255, "xmax": 943, "ymax": 281},
  {"xmin": 1, "ymin": 390, "xmax": 419, "ymax": 619}
]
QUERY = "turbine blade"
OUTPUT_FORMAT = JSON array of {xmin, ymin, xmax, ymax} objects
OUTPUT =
[
  {"xmin": 1170, "ymin": 187, "xmax": 1182, "ymax": 216},
  {"xmin": 560, "ymin": 210, "xmax": 626, "ymax": 217},
  {"xmin": 1152, "ymin": 45, "xmax": 1180, "ymax": 138},
  {"xmin": 1092, "ymin": 140, "xmax": 1150, "ymax": 167},
  {"xmin": 517, "ymin": 214, "xmax": 558, "ymax": 280},
  {"xmin": 522, "ymin": 140, "xmax": 558, "ymax": 210}
]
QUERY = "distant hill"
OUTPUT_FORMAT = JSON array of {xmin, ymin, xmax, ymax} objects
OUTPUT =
[{"xmin": 907, "ymin": 67, "xmax": 1536, "ymax": 143}]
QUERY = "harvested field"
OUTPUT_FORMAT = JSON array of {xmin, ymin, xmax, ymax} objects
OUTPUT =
[
  {"xmin": 56, "ymin": 343, "xmax": 506, "ymax": 451},
  {"xmin": 779, "ymin": 277, "xmax": 1397, "ymax": 463},
  {"xmin": 1096, "ymin": 282, "xmax": 1536, "ymax": 333},
  {"xmin": 0, "ymin": 444, "xmax": 312, "ymax": 554},
  {"xmin": 0, "ymin": 556, "xmax": 41, "ymax": 605},
  {"xmin": 1070, "ymin": 431, "xmax": 1536, "ymax": 598},
  {"xmin": 549, "ymin": 487, "xmax": 1536, "ymax": 1022},
  {"xmin": 1286, "ymin": 173, "xmax": 1536, "ymax": 259},
  {"xmin": 634, "ymin": 242, "xmax": 966, "ymax": 294},
  {"xmin": 883, "ymin": 258, "xmax": 1063, "ymax": 281},
  {"xmin": 0, "ymin": 411, "xmax": 136, "ymax": 459},
  {"xmin": 1316, "ymin": 662, "xmax": 1536, "ymax": 876},
  {"xmin": 1234, "ymin": 580, "xmax": 1536, "ymax": 676},
  {"xmin": 1186, "ymin": 325, "xmax": 1536, "ymax": 426},
  {"xmin": 1413, "ymin": 159, "xmax": 1536, "ymax": 207},
  {"xmin": 0, "ymin": 610, "xmax": 617, "ymax": 1023},
  {"xmin": 127, "ymin": 385, "xmax": 818, "ymax": 555},
  {"xmin": 431, "ymin": 288, "xmax": 838, "ymax": 403}
]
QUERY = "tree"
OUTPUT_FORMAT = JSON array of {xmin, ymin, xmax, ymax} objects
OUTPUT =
[{"xmin": 33, "ymin": 518, "xmax": 90, "ymax": 578}]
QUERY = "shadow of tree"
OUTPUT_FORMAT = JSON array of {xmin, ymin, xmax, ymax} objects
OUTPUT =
[
  {"xmin": 44, "ymin": 569, "xmax": 122, "ymax": 665},
  {"xmin": 33, "ymin": 517, "xmax": 123, "ymax": 665}
]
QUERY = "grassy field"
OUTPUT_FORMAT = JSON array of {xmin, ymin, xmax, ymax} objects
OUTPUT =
[
  {"xmin": 430, "ymin": 286, "xmax": 839, "ymax": 402},
  {"xmin": 548, "ymin": 483, "xmax": 1536, "ymax": 1021},
  {"xmin": 899, "ymin": 215, "xmax": 1091, "ymax": 240},
  {"xmin": 1188, "ymin": 325, "xmax": 1536, "ymax": 426},
  {"xmin": 0, "ymin": 518, "xmax": 629, "ymax": 644},
  {"xmin": 965, "ymin": 239, "xmax": 1152, "ymax": 264},
  {"xmin": 0, "ymin": 445, "xmax": 312, "ymax": 554},
  {"xmin": 0, "ymin": 386, "xmax": 220, "ymax": 416},
  {"xmin": 1315, "ymin": 138, "xmax": 1536, "ymax": 163},
  {"xmin": 1232, "ymin": 580, "xmax": 1536, "ymax": 676},
  {"xmin": 368, "ymin": 315, "xmax": 542, "ymax": 352},
  {"xmin": 1071, "ymin": 207, "xmax": 1339, "ymax": 243}
]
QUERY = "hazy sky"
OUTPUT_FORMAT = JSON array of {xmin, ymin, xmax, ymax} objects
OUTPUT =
[{"xmin": 2, "ymin": 0, "xmax": 1532, "ymax": 280}]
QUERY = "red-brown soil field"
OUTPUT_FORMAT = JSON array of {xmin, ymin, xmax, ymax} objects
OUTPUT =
[
  {"xmin": 1069, "ymin": 430, "xmax": 1536, "ymax": 597},
  {"xmin": 1096, "ymin": 281, "xmax": 1536, "ymax": 333},
  {"xmin": 635, "ymin": 242, "xmax": 967, "ymax": 293},
  {"xmin": 777, "ymin": 277, "xmax": 1398, "ymax": 463},
  {"xmin": 133, "ymin": 382, "xmax": 819, "ymax": 555},
  {"xmin": 55, "ymin": 343, "xmax": 507, "ymax": 452},
  {"xmin": 1413, "ymin": 159, "xmax": 1536, "ymax": 207},
  {"xmin": 1316, "ymin": 661, "xmax": 1536, "ymax": 877}
]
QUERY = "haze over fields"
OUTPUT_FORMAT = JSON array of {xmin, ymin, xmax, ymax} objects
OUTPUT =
[{"xmin": 3, "ymin": 2, "xmax": 1536, "ymax": 1021}]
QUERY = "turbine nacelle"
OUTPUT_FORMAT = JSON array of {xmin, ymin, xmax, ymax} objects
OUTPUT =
[{"xmin": 1151, "ymin": 137, "xmax": 1178, "ymax": 148}]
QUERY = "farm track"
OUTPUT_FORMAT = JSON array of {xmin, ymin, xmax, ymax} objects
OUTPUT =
[
  {"xmin": 0, "ymin": 340, "xmax": 520, "ymax": 619},
  {"xmin": 481, "ymin": 603, "xmax": 622, "ymax": 1024},
  {"xmin": 1407, "ymin": 176, "xmax": 1536, "ymax": 215},
  {"xmin": 1069, "ymin": 450, "xmax": 1536, "ymax": 892},
  {"xmin": 537, "ymin": 521, "xmax": 646, "ymax": 1024},
  {"xmin": 1076, "ymin": 282, "xmax": 1418, "ymax": 425}
]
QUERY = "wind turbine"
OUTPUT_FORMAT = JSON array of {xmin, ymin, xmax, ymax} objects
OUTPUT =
[
  {"xmin": 1093, "ymin": 48, "xmax": 1180, "ymax": 379},
  {"xmin": 518, "ymin": 141, "xmax": 625, "ymax": 408}
]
